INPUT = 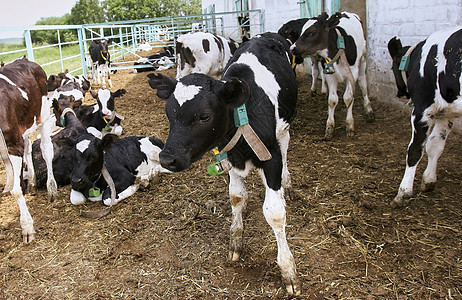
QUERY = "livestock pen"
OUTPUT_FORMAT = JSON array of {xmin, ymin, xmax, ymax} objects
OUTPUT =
[
  {"xmin": 0, "ymin": 47, "xmax": 461, "ymax": 297},
  {"xmin": 0, "ymin": 10, "xmax": 265, "ymax": 76}
]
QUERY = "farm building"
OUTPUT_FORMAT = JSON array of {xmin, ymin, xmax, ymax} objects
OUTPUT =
[{"xmin": 203, "ymin": 0, "xmax": 462, "ymax": 127}]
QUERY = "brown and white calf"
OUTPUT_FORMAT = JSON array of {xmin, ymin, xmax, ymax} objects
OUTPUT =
[
  {"xmin": 388, "ymin": 26, "xmax": 462, "ymax": 207},
  {"xmin": 0, "ymin": 57, "xmax": 58, "ymax": 242},
  {"xmin": 175, "ymin": 32, "xmax": 239, "ymax": 80},
  {"xmin": 291, "ymin": 12, "xmax": 374, "ymax": 139}
]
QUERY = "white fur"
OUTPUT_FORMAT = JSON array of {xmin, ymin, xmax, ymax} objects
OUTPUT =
[
  {"xmin": 0, "ymin": 74, "xmax": 28, "ymax": 100},
  {"xmin": 76, "ymin": 139, "xmax": 91, "ymax": 153},
  {"xmin": 174, "ymin": 82, "xmax": 202, "ymax": 107}
]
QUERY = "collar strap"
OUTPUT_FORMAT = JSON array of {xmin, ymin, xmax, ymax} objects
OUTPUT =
[
  {"xmin": 100, "ymin": 50, "xmax": 108, "ymax": 61},
  {"xmin": 220, "ymin": 104, "xmax": 272, "ymax": 160},
  {"xmin": 399, "ymin": 44, "xmax": 418, "ymax": 87},
  {"xmin": 60, "ymin": 108, "xmax": 76, "ymax": 126}
]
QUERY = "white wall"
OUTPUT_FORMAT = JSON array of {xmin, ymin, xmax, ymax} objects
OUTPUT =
[{"xmin": 367, "ymin": 0, "xmax": 462, "ymax": 110}]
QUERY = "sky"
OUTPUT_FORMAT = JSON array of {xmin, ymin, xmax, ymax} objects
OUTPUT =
[{"xmin": 0, "ymin": 0, "xmax": 78, "ymax": 39}]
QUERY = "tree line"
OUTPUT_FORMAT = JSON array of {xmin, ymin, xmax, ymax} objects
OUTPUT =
[{"xmin": 31, "ymin": 0, "xmax": 201, "ymax": 44}]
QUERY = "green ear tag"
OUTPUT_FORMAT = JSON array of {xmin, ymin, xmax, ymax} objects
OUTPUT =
[
  {"xmin": 104, "ymin": 124, "xmax": 111, "ymax": 131},
  {"xmin": 233, "ymin": 104, "xmax": 249, "ymax": 127},
  {"xmin": 323, "ymin": 62, "xmax": 335, "ymax": 74},
  {"xmin": 60, "ymin": 116, "xmax": 66, "ymax": 126},
  {"xmin": 207, "ymin": 161, "xmax": 225, "ymax": 176},
  {"xmin": 89, "ymin": 187, "xmax": 101, "ymax": 197},
  {"xmin": 398, "ymin": 56, "xmax": 410, "ymax": 71},
  {"xmin": 337, "ymin": 35, "xmax": 345, "ymax": 49}
]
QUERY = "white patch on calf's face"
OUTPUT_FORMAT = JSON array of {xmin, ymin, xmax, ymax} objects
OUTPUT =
[
  {"xmin": 98, "ymin": 89, "xmax": 112, "ymax": 115},
  {"xmin": 173, "ymin": 82, "xmax": 202, "ymax": 107},
  {"xmin": 76, "ymin": 139, "xmax": 91, "ymax": 153}
]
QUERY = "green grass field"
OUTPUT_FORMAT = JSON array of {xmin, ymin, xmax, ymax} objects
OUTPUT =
[{"xmin": 0, "ymin": 41, "xmax": 84, "ymax": 76}]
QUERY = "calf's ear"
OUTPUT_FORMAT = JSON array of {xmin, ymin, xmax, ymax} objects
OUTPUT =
[
  {"xmin": 112, "ymin": 89, "xmax": 126, "ymax": 98},
  {"xmin": 90, "ymin": 90, "xmax": 98, "ymax": 99},
  {"xmin": 101, "ymin": 134, "xmax": 119, "ymax": 150},
  {"xmin": 387, "ymin": 37, "xmax": 402, "ymax": 58},
  {"xmin": 218, "ymin": 77, "xmax": 250, "ymax": 108},
  {"xmin": 147, "ymin": 73, "xmax": 177, "ymax": 100}
]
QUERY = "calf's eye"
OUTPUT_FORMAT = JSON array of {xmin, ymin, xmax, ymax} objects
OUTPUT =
[{"xmin": 200, "ymin": 113, "xmax": 211, "ymax": 122}]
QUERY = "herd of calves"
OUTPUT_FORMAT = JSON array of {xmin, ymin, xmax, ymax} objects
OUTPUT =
[{"xmin": 0, "ymin": 11, "xmax": 461, "ymax": 296}]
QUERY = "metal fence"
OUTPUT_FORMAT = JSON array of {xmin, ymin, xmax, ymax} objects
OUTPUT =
[{"xmin": 0, "ymin": 10, "xmax": 265, "ymax": 77}]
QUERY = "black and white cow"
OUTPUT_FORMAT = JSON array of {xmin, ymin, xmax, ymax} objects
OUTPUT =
[
  {"xmin": 133, "ymin": 46, "xmax": 175, "ymax": 73},
  {"xmin": 69, "ymin": 134, "xmax": 167, "ymax": 206},
  {"xmin": 47, "ymin": 71, "xmax": 91, "ymax": 93},
  {"xmin": 387, "ymin": 26, "xmax": 462, "ymax": 207},
  {"xmin": 148, "ymin": 32, "xmax": 300, "ymax": 295},
  {"xmin": 74, "ymin": 88, "xmax": 126, "ymax": 137},
  {"xmin": 278, "ymin": 17, "xmax": 326, "ymax": 94},
  {"xmin": 175, "ymin": 32, "xmax": 239, "ymax": 80},
  {"xmin": 291, "ymin": 12, "xmax": 374, "ymax": 139},
  {"xmin": 89, "ymin": 39, "xmax": 112, "ymax": 88},
  {"xmin": 0, "ymin": 57, "xmax": 58, "ymax": 242}
]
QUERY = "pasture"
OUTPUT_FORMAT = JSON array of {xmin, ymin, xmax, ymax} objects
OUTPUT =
[{"xmin": 0, "ymin": 51, "xmax": 461, "ymax": 298}]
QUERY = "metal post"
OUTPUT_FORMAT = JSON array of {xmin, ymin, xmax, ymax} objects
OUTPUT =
[
  {"xmin": 57, "ymin": 29, "xmax": 64, "ymax": 72},
  {"xmin": 78, "ymin": 27, "xmax": 87, "ymax": 77},
  {"xmin": 119, "ymin": 27, "xmax": 124, "ymax": 59},
  {"xmin": 23, "ymin": 29, "xmax": 34, "ymax": 61}
]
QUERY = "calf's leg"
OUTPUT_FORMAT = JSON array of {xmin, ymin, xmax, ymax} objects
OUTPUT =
[
  {"xmin": 259, "ymin": 158, "xmax": 299, "ymax": 296},
  {"xmin": 421, "ymin": 119, "xmax": 453, "ymax": 192},
  {"xmin": 228, "ymin": 166, "xmax": 250, "ymax": 261},
  {"xmin": 392, "ymin": 110, "xmax": 429, "ymax": 207},
  {"xmin": 325, "ymin": 76, "xmax": 339, "ymax": 139},
  {"xmin": 10, "ymin": 155, "xmax": 35, "ymax": 242}
]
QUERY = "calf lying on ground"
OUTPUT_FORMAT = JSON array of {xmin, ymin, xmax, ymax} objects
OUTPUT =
[
  {"xmin": 176, "ymin": 32, "xmax": 239, "ymax": 79},
  {"xmin": 291, "ymin": 12, "xmax": 374, "ymax": 138},
  {"xmin": 47, "ymin": 71, "xmax": 91, "ymax": 93},
  {"xmin": 0, "ymin": 57, "xmax": 58, "ymax": 242},
  {"xmin": 387, "ymin": 26, "xmax": 462, "ymax": 207},
  {"xmin": 74, "ymin": 88, "xmax": 126, "ymax": 137},
  {"xmin": 32, "ymin": 95, "xmax": 88, "ymax": 189},
  {"xmin": 148, "ymin": 32, "xmax": 300, "ymax": 295},
  {"xmin": 133, "ymin": 46, "xmax": 175, "ymax": 73},
  {"xmin": 69, "ymin": 133, "xmax": 168, "ymax": 206}
]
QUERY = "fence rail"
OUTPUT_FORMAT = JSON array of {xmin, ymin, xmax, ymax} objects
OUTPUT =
[{"xmin": 0, "ymin": 10, "xmax": 265, "ymax": 77}]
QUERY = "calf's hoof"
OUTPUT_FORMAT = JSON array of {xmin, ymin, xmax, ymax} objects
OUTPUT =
[
  {"xmin": 23, "ymin": 232, "xmax": 35, "ymax": 243},
  {"xmin": 421, "ymin": 181, "xmax": 435, "ymax": 192},
  {"xmin": 390, "ymin": 195, "xmax": 410, "ymax": 208},
  {"xmin": 346, "ymin": 128, "xmax": 355, "ymax": 137},
  {"xmin": 366, "ymin": 111, "xmax": 375, "ymax": 123},
  {"xmin": 284, "ymin": 279, "xmax": 301, "ymax": 297},
  {"xmin": 228, "ymin": 250, "xmax": 240, "ymax": 261}
]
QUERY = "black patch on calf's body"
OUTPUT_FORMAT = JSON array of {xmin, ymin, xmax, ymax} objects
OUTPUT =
[
  {"xmin": 327, "ymin": 27, "xmax": 357, "ymax": 66},
  {"xmin": 439, "ymin": 30, "xmax": 462, "ymax": 103},
  {"xmin": 202, "ymin": 39, "xmax": 210, "ymax": 53}
]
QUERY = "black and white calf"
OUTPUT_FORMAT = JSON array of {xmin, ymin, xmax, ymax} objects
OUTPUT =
[
  {"xmin": 148, "ymin": 32, "xmax": 300, "ymax": 295},
  {"xmin": 0, "ymin": 57, "xmax": 58, "ymax": 242},
  {"xmin": 133, "ymin": 46, "xmax": 175, "ymax": 73},
  {"xmin": 89, "ymin": 39, "xmax": 112, "ymax": 88},
  {"xmin": 175, "ymin": 32, "xmax": 239, "ymax": 79},
  {"xmin": 291, "ymin": 12, "xmax": 374, "ymax": 138},
  {"xmin": 32, "ymin": 95, "xmax": 88, "ymax": 189},
  {"xmin": 388, "ymin": 26, "xmax": 462, "ymax": 207},
  {"xmin": 69, "ymin": 134, "xmax": 167, "ymax": 206},
  {"xmin": 278, "ymin": 17, "xmax": 326, "ymax": 93},
  {"xmin": 47, "ymin": 71, "xmax": 91, "ymax": 93},
  {"xmin": 74, "ymin": 88, "xmax": 126, "ymax": 137}
]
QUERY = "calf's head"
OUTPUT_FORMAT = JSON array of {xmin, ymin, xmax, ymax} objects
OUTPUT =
[
  {"xmin": 147, "ymin": 73, "xmax": 249, "ymax": 172},
  {"xmin": 90, "ymin": 88, "xmax": 126, "ymax": 119},
  {"xmin": 290, "ymin": 12, "xmax": 340, "ymax": 57},
  {"xmin": 387, "ymin": 37, "xmax": 411, "ymax": 99},
  {"xmin": 52, "ymin": 95, "xmax": 82, "ymax": 127},
  {"xmin": 70, "ymin": 134, "xmax": 119, "ymax": 204}
]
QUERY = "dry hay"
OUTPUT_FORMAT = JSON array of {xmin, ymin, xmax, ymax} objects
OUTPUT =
[{"xmin": 0, "ymin": 51, "xmax": 461, "ymax": 299}]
